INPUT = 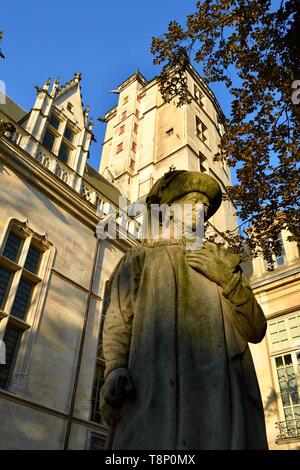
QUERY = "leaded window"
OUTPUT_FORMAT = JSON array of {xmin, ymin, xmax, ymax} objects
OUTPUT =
[
  {"xmin": 63, "ymin": 125, "xmax": 74, "ymax": 143},
  {"xmin": 0, "ymin": 221, "xmax": 50, "ymax": 390},
  {"xmin": 268, "ymin": 311, "xmax": 300, "ymax": 440},
  {"xmin": 58, "ymin": 141, "xmax": 70, "ymax": 164},
  {"xmin": 49, "ymin": 114, "xmax": 60, "ymax": 130},
  {"xmin": 42, "ymin": 128, "xmax": 55, "ymax": 152}
]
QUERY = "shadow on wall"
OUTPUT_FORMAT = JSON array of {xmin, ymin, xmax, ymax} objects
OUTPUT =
[{"xmin": 264, "ymin": 387, "xmax": 278, "ymax": 418}]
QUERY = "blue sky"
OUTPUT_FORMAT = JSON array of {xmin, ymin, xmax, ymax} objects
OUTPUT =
[{"xmin": 1, "ymin": 0, "xmax": 233, "ymax": 170}]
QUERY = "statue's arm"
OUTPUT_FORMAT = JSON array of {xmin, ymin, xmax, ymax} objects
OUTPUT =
[{"xmin": 222, "ymin": 271, "xmax": 267, "ymax": 344}]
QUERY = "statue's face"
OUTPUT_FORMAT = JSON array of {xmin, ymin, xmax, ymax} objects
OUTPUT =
[{"xmin": 171, "ymin": 191, "xmax": 210, "ymax": 230}]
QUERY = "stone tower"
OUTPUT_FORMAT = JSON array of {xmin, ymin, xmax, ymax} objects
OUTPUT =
[{"xmin": 99, "ymin": 64, "xmax": 236, "ymax": 234}]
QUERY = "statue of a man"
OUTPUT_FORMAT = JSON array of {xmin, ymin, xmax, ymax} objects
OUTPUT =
[{"xmin": 100, "ymin": 170, "xmax": 268, "ymax": 450}]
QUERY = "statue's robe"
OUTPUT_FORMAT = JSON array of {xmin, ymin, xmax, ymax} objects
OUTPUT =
[{"xmin": 103, "ymin": 242, "xmax": 268, "ymax": 450}]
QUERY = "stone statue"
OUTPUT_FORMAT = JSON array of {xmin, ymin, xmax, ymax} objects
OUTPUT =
[{"xmin": 100, "ymin": 170, "xmax": 268, "ymax": 450}]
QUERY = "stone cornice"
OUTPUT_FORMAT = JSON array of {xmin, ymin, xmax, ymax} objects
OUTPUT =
[{"xmin": 251, "ymin": 263, "xmax": 300, "ymax": 291}]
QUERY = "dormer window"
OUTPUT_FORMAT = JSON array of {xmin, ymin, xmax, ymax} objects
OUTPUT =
[
  {"xmin": 58, "ymin": 141, "xmax": 70, "ymax": 164},
  {"xmin": 42, "ymin": 128, "xmax": 55, "ymax": 152},
  {"xmin": 48, "ymin": 114, "xmax": 60, "ymax": 130},
  {"xmin": 64, "ymin": 125, "xmax": 74, "ymax": 143}
]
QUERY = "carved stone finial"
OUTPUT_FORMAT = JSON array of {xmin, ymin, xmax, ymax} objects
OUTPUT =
[
  {"xmin": 88, "ymin": 118, "xmax": 94, "ymax": 131},
  {"xmin": 43, "ymin": 77, "xmax": 51, "ymax": 91},
  {"xmin": 74, "ymin": 72, "xmax": 82, "ymax": 82},
  {"xmin": 50, "ymin": 77, "xmax": 60, "ymax": 97},
  {"xmin": 169, "ymin": 164, "xmax": 176, "ymax": 172}
]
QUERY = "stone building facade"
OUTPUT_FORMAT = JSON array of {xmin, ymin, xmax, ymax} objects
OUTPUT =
[
  {"xmin": 0, "ymin": 65, "xmax": 299, "ymax": 450},
  {"xmin": 0, "ymin": 74, "xmax": 136, "ymax": 449}
]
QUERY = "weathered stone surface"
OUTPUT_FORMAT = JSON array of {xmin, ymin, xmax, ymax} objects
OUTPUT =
[{"xmin": 101, "ymin": 171, "xmax": 268, "ymax": 450}]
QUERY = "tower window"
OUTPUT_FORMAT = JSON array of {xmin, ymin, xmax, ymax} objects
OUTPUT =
[
  {"xmin": 194, "ymin": 85, "xmax": 205, "ymax": 108},
  {"xmin": 42, "ymin": 128, "xmax": 55, "ymax": 152},
  {"xmin": 199, "ymin": 151, "xmax": 207, "ymax": 173},
  {"xmin": 131, "ymin": 142, "xmax": 137, "ymax": 153},
  {"xmin": 135, "ymin": 110, "xmax": 139, "ymax": 119},
  {"xmin": 196, "ymin": 116, "xmax": 208, "ymax": 145},
  {"xmin": 116, "ymin": 142, "xmax": 123, "ymax": 154},
  {"xmin": 48, "ymin": 114, "xmax": 60, "ymax": 130},
  {"xmin": 130, "ymin": 159, "xmax": 135, "ymax": 170},
  {"xmin": 123, "ymin": 96, "xmax": 129, "ymax": 105},
  {"xmin": 67, "ymin": 102, "xmax": 74, "ymax": 113},
  {"xmin": 119, "ymin": 125, "xmax": 125, "ymax": 135},
  {"xmin": 121, "ymin": 111, "xmax": 127, "ymax": 121},
  {"xmin": 133, "ymin": 123, "xmax": 138, "ymax": 134}
]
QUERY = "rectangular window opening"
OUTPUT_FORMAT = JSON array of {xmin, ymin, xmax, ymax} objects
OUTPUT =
[
  {"xmin": 24, "ymin": 245, "xmax": 41, "ymax": 275},
  {"xmin": 10, "ymin": 278, "xmax": 34, "ymax": 320},
  {"xmin": 42, "ymin": 128, "xmax": 55, "ymax": 152},
  {"xmin": 0, "ymin": 325, "xmax": 21, "ymax": 389},
  {"xmin": 58, "ymin": 141, "xmax": 70, "ymax": 164},
  {"xmin": 2, "ymin": 232, "xmax": 23, "ymax": 263}
]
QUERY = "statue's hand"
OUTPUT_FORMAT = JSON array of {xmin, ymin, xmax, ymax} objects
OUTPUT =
[
  {"xmin": 100, "ymin": 367, "xmax": 134, "ymax": 425},
  {"xmin": 184, "ymin": 242, "xmax": 241, "ymax": 289}
]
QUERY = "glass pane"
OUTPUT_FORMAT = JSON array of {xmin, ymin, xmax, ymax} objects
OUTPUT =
[
  {"xmin": 64, "ymin": 126, "xmax": 74, "ymax": 143},
  {"xmin": 284, "ymin": 407, "xmax": 293, "ymax": 421},
  {"xmin": 281, "ymin": 394, "xmax": 291, "ymax": 407},
  {"xmin": 42, "ymin": 128, "xmax": 55, "ymax": 152},
  {"xmin": 58, "ymin": 142, "xmax": 70, "ymax": 164},
  {"xmin": 291, "ymin": 392, "xmax": 300, "ymax": 405},
  {"xmin": 2, "ymin": 232, "xmax": 22, "ymax": 262},
  {"xmin": 0, "ymin": 267, "xmax": 12, "ymax": 310},
  {"xmin": 279, "ymin": 379, "xmax": 288, "ymax": 391},
  {"xmin": 294, "ymin": 406, "xmax": 300, "ymax": 418},
  {"xmin": 49, "ymin": 114, "xmax": 60, "ymax": 130},
  {"xmin": 0, "ymin": 325, "xmax": 20, "ymax": 388},
  {"xmin": 286, "ymin": 366, "xmax": 295, "ymax": 381},
  {"xmin": 90, "ymin": 434, "xmax": 105, "ymax": 450},
  {"xmin": 10, "ymin": 278, "xmax": 33, "ymax": 320},
  {"xmin": 24, "ymin": 245, "xmax": 41, "ymax": 274},
  {"xmin": 275, "ymin": 356, "xmax": 283, "ymax": 367},
  {"xmin": 284, "ymin": 354, "xmax": 293, "ymax": 365}
]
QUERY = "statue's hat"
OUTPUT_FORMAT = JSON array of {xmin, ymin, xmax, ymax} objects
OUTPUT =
[{"xmin": 146, "ymin": 170, "xmax": 223, "ymax": 220}]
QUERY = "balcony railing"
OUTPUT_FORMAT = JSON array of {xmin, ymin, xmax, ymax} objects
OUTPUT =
[{"xmin": 276, "ymin": 419, "xmax": 300, "ymax": 443}]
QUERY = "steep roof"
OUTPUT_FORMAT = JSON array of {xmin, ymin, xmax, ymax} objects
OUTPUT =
[
  {"xmin": 84, "ymin": 164, "xmax": 124, "ymax": 206},
  {"xmin": 0, "ymin": 91, "xmax": 27, "ymax": 122}
]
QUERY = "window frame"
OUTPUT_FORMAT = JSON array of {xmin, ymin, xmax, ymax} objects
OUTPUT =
[
  {"xmin": 0, "ymin": 219, "xmax": 53, "ymax": 391},
  {"xmin": 195, "ymin": 116, "xmax": 209, "ymax": 147},
  {"xmin": 267, "ymin": 311, "xmax": 300, "ymax": 432}
]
